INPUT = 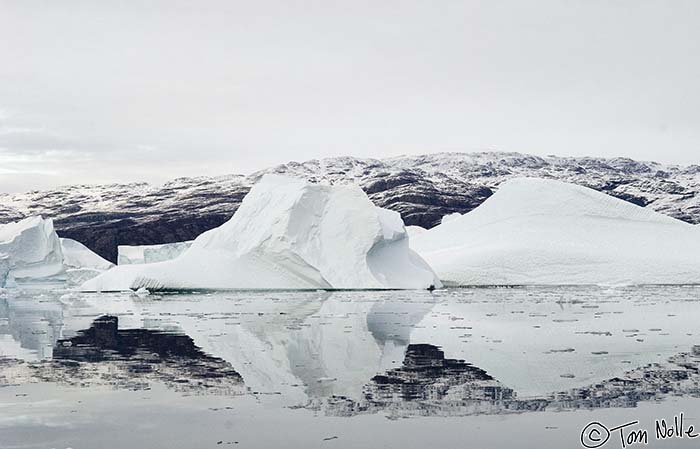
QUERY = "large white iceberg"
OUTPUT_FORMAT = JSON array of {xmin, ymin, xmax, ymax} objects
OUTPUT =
[
  {"xmin": 411, "ymin": 178, "xmax": 700, "ymax": 286},
  {"xmin": 0, "ymin": 216, "xmax": 65, "ymax": 285},
  {"xmin": 117, "ymin": 241, "xmax": 193, "ymax": 265},
  {"xmin": 81, "ymin": 175, "xmax": 441, "ymax": 291}
]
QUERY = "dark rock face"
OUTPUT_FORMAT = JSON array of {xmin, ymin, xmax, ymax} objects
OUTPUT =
[
  {"xmin": 0, "ymin": 176, "xmax": 251, "ymax": 262},
  {"xmin": 363, "ymin": 172, "xmax": 493, "ymax": 229},
  {"xmin": 1, "ymin": 152, "xmax": 699, "ymax": 262}
]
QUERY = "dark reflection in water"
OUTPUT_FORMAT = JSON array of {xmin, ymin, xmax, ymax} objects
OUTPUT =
[
  {"xmin": 3, "ymin": 288, "xmax": 700, "ymax": 420},
  {"xmin": 368, "ymin": 344, "xmax": 513, "ymax": 402},
  {"xmin": 313, "ymin": 343, "xmax": 700, "ymax": 417},
  {"xmin": 6, "ymin": 315, "xmax": 245, "ymax": 395},
  {"xmin": 56, "ymin": 315, "xmax": 229, "ymax": 366}
]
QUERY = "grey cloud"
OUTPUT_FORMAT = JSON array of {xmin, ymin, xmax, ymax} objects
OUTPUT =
[{"xmin": 0, "ymin": 0, "xmax": 699, "ymax": 192}]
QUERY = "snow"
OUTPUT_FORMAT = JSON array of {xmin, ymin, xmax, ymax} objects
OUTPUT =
[
  {"xmin": 410, "ymin": 178, "xmax": 700, "ymax": 286},
  {"xmin": 81, "ymin": 175, "xmax": 441, "ymax": 291},
  {"xmin": 0, "ymin": 217, "xmax": 65, "ymax": 285},
  {"xmin": 117, "ymin": 241, "xmax": 193, "ymax": 265}
]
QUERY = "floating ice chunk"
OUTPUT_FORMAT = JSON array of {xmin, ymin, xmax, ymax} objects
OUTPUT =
[
  {"xmin": 117, "ymin": 241, "xmax": 193, "ymax": 265},
  {"xmin": 0, "ymin": 216, "xmax": 65, "ymax": 285},
  {"xmin": 411, "ymin": 178, "xmax": 700, "ymax": 286},
  {"xmin": 81, "ymin": 175, "xmax": 441, "ymax": 291}
]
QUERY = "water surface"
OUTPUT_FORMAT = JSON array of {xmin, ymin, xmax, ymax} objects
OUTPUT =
[{"xmin": 2, "ymin": 286, "xmax": 700, "ymax": 448}]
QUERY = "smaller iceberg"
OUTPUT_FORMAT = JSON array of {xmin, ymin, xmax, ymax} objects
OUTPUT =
[
  {"xmin": 60, "ymin": 238, "xmax": 115, "ymax": 285},
  {"xmin": 81, "ymin": 175, "xmax": 441, "ymax": 291},
  {"xmin": 0, "ymin": 216, "xmax": 65, "ymax": 286},
  {"xmin": 118, "ymin": 241, "xmax": 193, "ymax": 265}
]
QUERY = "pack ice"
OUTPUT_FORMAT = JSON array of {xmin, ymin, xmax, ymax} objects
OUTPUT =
[
  {"xmin": 117, "ymin": 241, "xmax": 193, "ymax": 265},
  {"xmin": 81, "ymin": 175, "xmax": 441, "ymax": 291},
  {"xmin": 0, "ymin": 217, "xmax": 65, "ymax": 286},
  {"xmin": 410, "ymin": 178, "xmax": 700, "ymax": 286}
]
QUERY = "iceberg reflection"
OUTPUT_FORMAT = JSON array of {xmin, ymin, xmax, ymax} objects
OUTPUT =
[{"xmin": 2, "ymin": 288, "xmax": 700, "ymax": 417}]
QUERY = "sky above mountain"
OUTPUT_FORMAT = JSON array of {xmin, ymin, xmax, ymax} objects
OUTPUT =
[{"xmin": 1, "ymin": 0, "xmax": 699, "ymax": 192}]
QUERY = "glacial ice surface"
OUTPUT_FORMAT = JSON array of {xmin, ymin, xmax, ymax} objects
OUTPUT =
[
  {"xmin": 411, "ymin": 177, "xmax": 700, "ymax": 286},
  {"xmin": 81, "ymin": 175, "xmax": 441, "ymax": 291},
  {"xmin": 0, "ymin": 216, "xmax": 65, "ymax": 285}
]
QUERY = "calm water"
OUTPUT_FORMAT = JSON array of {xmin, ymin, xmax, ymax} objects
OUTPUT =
[{"xmin": 2, "ymin": 286, "xmax": 700, "ymax": 448}]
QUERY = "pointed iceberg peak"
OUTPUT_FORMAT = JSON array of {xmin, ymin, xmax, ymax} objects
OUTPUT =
[{"xmin": 81, "ymin": 175, "xmax": 441, "ymax": 291}]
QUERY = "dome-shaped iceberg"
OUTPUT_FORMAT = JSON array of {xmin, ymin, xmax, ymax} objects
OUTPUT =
[{"xmin": 411, "ymin": 177, "xmax": 700, "ymax": 286}]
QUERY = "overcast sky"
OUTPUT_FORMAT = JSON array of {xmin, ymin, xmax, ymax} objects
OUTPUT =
[{"xmin": 1, "ymin": 0, "xmax": 699, "ymax": 192}]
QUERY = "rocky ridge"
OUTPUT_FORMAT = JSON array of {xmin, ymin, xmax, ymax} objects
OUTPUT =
[{"xmin": 1, "ymin": 152, "xmax": 698, "ymax": 262}]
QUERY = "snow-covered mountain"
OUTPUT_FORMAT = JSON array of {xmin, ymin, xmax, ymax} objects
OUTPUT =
[{"xmin": 1, "ymin": 152, "xmax": 699, "ymax": 262}]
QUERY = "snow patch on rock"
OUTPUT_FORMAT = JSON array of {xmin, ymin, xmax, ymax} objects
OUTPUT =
[
  {"xmin": 81, "ymin": 175, "xmax": 441, "ymax": 291},
  {"xmin": 411, "ymin": 178, "xmax": 700, "ymax": 286}
]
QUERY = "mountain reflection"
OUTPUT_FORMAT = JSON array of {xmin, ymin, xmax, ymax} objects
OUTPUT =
[
  {"xmin": 367, "ymin": 344, "xmax": 513, "ymax": 402},
  {"xmin": 3, "ymin": 290, "xmax": 700, "ymax": 417},
  {"xmin": 9, "ymin": 315, "xmax": 245, "ymax": 395},
  {"xmin": 55, "ymin": 315, "xmax": 229, "ymax": 365},
  {"xmin": 311, "ymin": 343, "xmax": 700, "ymax": 417}
]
